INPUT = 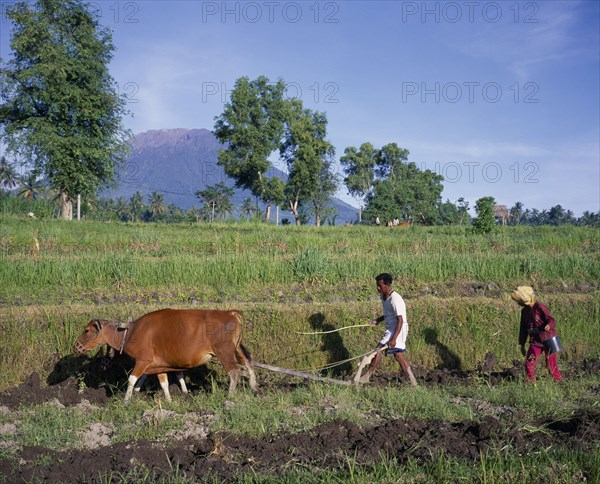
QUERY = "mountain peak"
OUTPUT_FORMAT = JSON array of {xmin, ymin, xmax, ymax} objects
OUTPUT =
[
  {"xmin": 131, "ymin": 128, "xmax": 214, "ymax": 150},
  {"xmin": 107, "ymin": 128, "xmax": 358, "ymax": 224}
]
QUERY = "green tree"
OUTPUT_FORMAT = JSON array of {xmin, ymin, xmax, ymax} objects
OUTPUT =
[
  {"xmin": 375, "ymin": 142, "xmax": 410, "ymax": 181},
  {"xmin": 148, "ymin": 192, "xmax": 166, "ymax": 221},
  {"xmin": 0, "ymin": 157, "xmax": 19, "ymax": 190},
  {"xmin": 0, "ymin": 0, "xmax": 130, "ymax": 220},
  {"xmin": 114, "ymin": 196, "xmax": 130, "ymax": 222},
  {"xmin": 509, "ymin": 201, "xmax": 524, "ymax": 225},
  {"xmin": 280, "ymin": 101, "xmax": 336, "ymax": 225},
  {"xmin": 129, "ymin": 191, "xmax": 145, "ymax": 223},
  {"xmin": 339, "ymin": 142, "xmax": 377, "ymax": 222},
  {"xmin": 438, "ymin": 199, "xmax": 460, "ymax": 225},
  {"xmin": 263, "ymin": 176, "xmax": 286, "ymax": 223},
  {"xmin": 579, "ymin": 211, "xmax": 600, "ymax": 227},
  {"xmin": 363, "ymin": 143, "xmax": 443, "ymax": 225},
  {"xmin": 214, "ymin": 75, "xmax": 287, "ymax": 221},
  {"xmin": 472, "ymin": 196, "xmax": 497, "ymax": 234},
  {"xmin": 187, "ymin": 206, "xmax": 205, "ymax": 223},
  {"xmin": 196, "ymin": 182, "xmax": 235, "ymax": 222},
  {"xmin": 308, "ymin": 158, "xmax": 339, "ymax": 226},
  {"xmin": 240, "ymin": 197, "xmax": 257, "ymax": 219},
  {"xmin": 547, "ymin": 204, "xmax": 575, "ymax": 226},
  {"xmin": 16, "ymin": 171, "xmax": 44, "ymax": 200},
  {"xmin": 456, "ymin": 197, "xmax": 470, "ymax": 225}
]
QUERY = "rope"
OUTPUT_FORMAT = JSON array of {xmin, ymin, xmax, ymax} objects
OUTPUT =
[
  {"xmin": 297, "ymin": 324, "xmax": 372, "ymax": 335},
  {"xmin": 292, "ymin": 348, "xmax": 379, "ymax": 374}
]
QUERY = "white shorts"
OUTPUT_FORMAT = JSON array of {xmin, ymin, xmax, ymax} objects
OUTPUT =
[{"xmin": 379, "ymin": 324, "xmax": 409, "ymax": 351}]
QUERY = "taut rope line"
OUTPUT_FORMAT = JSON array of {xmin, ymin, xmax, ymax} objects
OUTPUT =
[{"xmin": 298, "ymin": 323, "xmax": 372, "ymax": 335}]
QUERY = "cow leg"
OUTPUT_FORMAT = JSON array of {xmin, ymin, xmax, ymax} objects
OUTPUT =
[
  {"xmin": 245, "ymin": 361, "xmax": 258, "ymax": 393},
  {"xmin": 214, "ymin": 346, "xmax": 243, "ymax": 397},
  {"xmin": 125, "ymin": 374, "xmax": 140, "ymax": 403},
  {"xmin": 157, "ymin": 373, "xmax": 172, "ymax": 402},
  {"xmin": 176, "ymin": 371, "xmax": 188, "ymax": 395},
  {"xmin": 227, "ymin": 368, "xmax": 241, "ymax": 397},
  {"xmin": 236, "ymin": 345, "xmax": 258, "ymax": 393},
  {"xmin": 134, "ymin": 374, "xmax": 147, "ymax": 392},
  {"xmin": 125, "ymin": 362, "xmax": 151, "ymax": 403}
]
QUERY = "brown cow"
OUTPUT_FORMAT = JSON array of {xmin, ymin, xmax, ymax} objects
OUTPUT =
[{"xmin": 73, "ymin": 308, "xmax": 258, "ymax": 402}]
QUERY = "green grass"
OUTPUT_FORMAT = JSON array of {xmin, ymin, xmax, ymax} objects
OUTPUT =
[
  {"xmin": 1, "ymin": 216, "xmax": 598, "ymax": 303},
  {"xmin": 1, "ymin": 214, "xmax": 598, "ymax": 481}
]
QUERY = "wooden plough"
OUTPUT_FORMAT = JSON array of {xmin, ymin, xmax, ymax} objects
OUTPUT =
[
  {"xmin": 254, "ymin": 362, "xmax": 352, "ymax": 386},
  {"xmin": 253, "ymin": 345, "xmax": 388, "ymax": 386}
]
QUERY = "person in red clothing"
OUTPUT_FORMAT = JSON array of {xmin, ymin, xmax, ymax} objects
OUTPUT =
[{"xmin": 511, "ymin": 286, "xmax": 562, "ymax": 383}]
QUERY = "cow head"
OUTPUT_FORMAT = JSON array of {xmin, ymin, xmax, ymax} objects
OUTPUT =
[{"xmin": 73, "ymin": 319, "xmax": 105, "ymax": 354}]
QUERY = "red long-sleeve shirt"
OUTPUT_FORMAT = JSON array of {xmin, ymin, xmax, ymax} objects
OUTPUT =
[{"xmin": 518, "ymin": 302, "xmax": 558, "ymax": 347}]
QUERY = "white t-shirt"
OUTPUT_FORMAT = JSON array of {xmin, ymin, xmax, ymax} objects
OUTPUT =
[{"xmin": 382, "ymin": 291, "xmax": 407, "ymax": 332}]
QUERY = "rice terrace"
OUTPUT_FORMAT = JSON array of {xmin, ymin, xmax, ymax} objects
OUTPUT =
[{"xmin": 0, "ymin": 217, "xmax": 599, "ymax": 482}]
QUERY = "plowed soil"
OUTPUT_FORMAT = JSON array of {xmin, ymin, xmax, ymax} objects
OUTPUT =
[{"xmin": 1, "ymin": 356, "xmax": 599, "ymax": 482}]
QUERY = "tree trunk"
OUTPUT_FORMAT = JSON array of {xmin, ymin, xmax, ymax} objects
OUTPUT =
[
  {"xmin": 60, "ymin": 191, "xmax": 73, "ymax": 220},
  {"xmin": 289, "ymin": 198, "xmax": 300, "ymax": 225}
]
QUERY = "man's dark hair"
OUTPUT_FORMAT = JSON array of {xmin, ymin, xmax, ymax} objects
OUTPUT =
[{"xmin": 375, "ymin": 273, "xmax": 393, "ymax": 285}]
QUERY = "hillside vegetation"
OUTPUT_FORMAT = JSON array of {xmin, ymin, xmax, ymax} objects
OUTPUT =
[{"xmin": 1, "ymin": 215, "xmax": 598, "ymax": 389}]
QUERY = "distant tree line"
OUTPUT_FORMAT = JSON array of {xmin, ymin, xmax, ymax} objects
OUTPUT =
[{"xmin": 1, "ymin": 161, "xmax": 598, "ymax": 227}]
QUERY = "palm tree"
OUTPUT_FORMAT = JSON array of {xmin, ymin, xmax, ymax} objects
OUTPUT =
[
  {"xmin": 509, "ymin": 202, "xmax": 524, "ymax": 225},
  {"xmin": 129, "ymin": 191, "xmax": 145, "ymax": 222},
  {"xmin": 148, "ymin": 192, "xmax": 166, "ymax": 221},
  {"xmin": 0, "ymin": 157, "xmax": 19, "ymax": 190},
  {"xmin": 196, "ymin": 183, "xmax": 234, "ymax": 223},
  {"xmin": 187, "ymin": 206, "xmax": 204, "ymax": 223},
  {"xmin": 16, "ymin": 172, "xmax": 44, "ymax": 200},
  {"xmin": 240, "ymin": 197, "xmax": 257, "ymax": 219},
  {"xmin": 114, "ymin": 197, "xmax": 130, "ymax": 221}
]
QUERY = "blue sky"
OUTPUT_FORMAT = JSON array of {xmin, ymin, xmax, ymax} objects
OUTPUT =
[{"xmin": 1, "ymin": 0, "xmax": 599, "ymax": 215}]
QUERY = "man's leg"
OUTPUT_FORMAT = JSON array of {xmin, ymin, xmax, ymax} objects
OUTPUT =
[
  {"xmin": 394, "ymin": 352, "xmax": 417, "ymax": 386},
  {"xmin": 365, "ymin": 346, "xmax": 384, "ymax": 379}
]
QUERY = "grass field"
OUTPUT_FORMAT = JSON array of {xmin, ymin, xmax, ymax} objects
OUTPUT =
[
  {"xmin": 1, "ymin": 214, "xmax": 599, "ymax": 481},
  {"xmin": 1, "ymin": 214, "xmax": 599, "ymax": 388}
]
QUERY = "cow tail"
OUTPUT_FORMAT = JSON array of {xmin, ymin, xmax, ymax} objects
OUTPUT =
[
  {"xmin": 232, "ymin": 310, "xmax": 254, "ymax": 369},
  {"xmin": 240, "ymin": 343, "xmax": 253, "ymax": 365}
]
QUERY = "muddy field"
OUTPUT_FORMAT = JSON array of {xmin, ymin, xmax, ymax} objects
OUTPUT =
[{"xmin": 1, "ymin": 357, "xmax": 599, "ymax": 482}]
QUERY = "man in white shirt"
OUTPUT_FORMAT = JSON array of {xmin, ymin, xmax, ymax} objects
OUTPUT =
[{"xmin": 364, "ymin": 273, "xmax": 417, "ymax": 386}]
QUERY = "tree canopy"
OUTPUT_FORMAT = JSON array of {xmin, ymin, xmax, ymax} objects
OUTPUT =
[
  {"xmin": 213, "ymin": 76, "xmax": 287, "ymax": 221},
  {"xmin": 214, "ymin": 75, "xmax": 338, "ymax": 225},
  {"xmin": 280, "ymin": 100, "xmax": 336, "ymax": 224},
  {"xmin": 343, "ymin": 142, "xmax": 443, "ymax": 225},
  {"xmin": 0, "ymin": 0, "xmax": 130, "ymax": 219},
  {"xmin": 472, "ymin": 196, "xmax": 497, "ymax": 234}
]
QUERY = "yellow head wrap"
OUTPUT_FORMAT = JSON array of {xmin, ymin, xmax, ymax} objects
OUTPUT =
[{"xmin": 511, "ymin": 286, "xmax": 535, "ymax": 305}]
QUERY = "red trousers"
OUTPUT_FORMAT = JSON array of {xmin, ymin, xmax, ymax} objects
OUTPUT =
[{"xmin": 525, "ymin": 345, "xmax": 562, "ymax": 382}]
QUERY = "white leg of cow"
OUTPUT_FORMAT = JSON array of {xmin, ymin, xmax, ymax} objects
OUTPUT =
[
  {"xmin": 228, "ymin": 368, "xmax": 241, "ymax": 397},
  {"xmin": 235, "ymin": 345, "xmax": 259, "ymax": 393},
  {"xmin": 245, "ymin": 361, "xmax": 258, "ymax": 393},
  {"xmin": 157, "ymin": 373, "xmax": 172, "ymax": 402},
  {"xmin": 124, "ymin": 374, "xmax": 139, "ymax": 403},
  {"xmin": 176, "ymin": 371, "xmax": 188, "ymax": 394}
]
